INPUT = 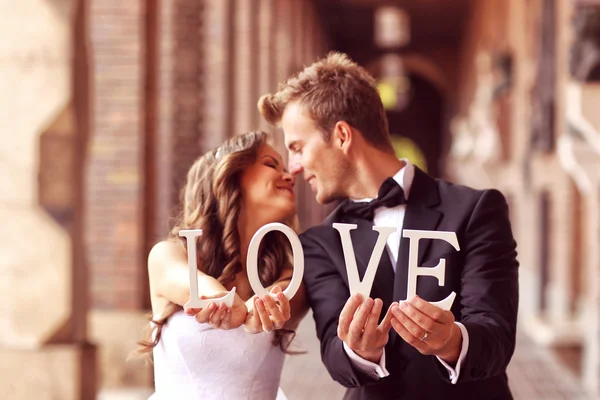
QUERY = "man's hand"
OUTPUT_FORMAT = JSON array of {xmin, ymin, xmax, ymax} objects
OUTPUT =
[
  {"xmin": 244, "ymin": 285, "xmax": 291, "ymax": 334},
  {"xmin": 390, "ymin": 295, "xmax": 462, "ymax": 364},
  {"xmin": 184, "ymin": 292, "xmax": 248, "ymax": 330},
  {"xmin": 338, "ymin": 294, "xmax": 395, "ymax": 363}
]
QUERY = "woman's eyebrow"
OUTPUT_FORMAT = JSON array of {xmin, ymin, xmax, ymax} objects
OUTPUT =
[{"xmin": 261, "ymin": 155, "xmax": 281, "ymax": 166}]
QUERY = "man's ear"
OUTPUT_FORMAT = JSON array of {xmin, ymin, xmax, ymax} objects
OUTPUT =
[{"xmin": 332, "ymin": 121, "xmax": 353, "ymax": 153}]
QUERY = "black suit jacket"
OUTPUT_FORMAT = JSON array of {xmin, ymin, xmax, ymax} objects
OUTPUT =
[{"xmin": 300, "ymin": 167, "xmax": 519, "ymax": 400}]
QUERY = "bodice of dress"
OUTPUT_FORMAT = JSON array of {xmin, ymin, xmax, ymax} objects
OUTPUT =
[{"xmin": 150, "ymin": 310, "xmax": 286, "ymax": 400}]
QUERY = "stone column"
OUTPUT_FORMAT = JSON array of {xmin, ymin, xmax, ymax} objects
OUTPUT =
[
  {"xmin": 233, "ymin": 0, "xmax": 259, "ymax": 134},
  {"xmin": 203, "ymin": 0, "xmax": 235, "ymax": 148},
  {"xmin": 257, "ymin": 0, "xmax": 276, "ymax": 133},
  {"xmin": 563, "ymin": 3, "xmax": 600, "ymax": 394},
  {"xmin": 86, "ymin": 0, "xmax": 153, "ymax": 392},
  {"xmin": 565, "ymin": 83, "xmax": 600, "ymax": 394},
  {"xmin": 521, "ymin": 0, "xmax": 583, "ymax": 347},
  {"xmin": 0, "ymin": 0, "xmax": 96, "ymax": 399}
]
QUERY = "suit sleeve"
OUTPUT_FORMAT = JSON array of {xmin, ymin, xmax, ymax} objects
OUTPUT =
[
  {"xmin": 456, "ymin": 189, "xmax": 519, "ymax": 381},
  {"xmin": 301, "ymin": 230, "xmax": 382, "ymax": 388}
]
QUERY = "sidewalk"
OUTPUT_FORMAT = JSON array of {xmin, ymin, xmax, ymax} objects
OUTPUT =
[
  {"xmin": 98, "ymin": 312, "xmax": 598, "ymax": 400},
  {"xmin": 507, "ymin": 333, "xmax": 593, "ymax": 400},
  {"xmin": 279, "ymin": 312, "xmax": 597, "ymax": 400}
]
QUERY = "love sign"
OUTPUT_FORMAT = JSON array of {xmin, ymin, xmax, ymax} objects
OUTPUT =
[
  {"xmin": 182, "ymin": 223, "xmax": 460, "ymax": 311},
  {"xmin": 333, "ymin": 224, "xmax": 459, "ymax": 311},
  {"xmin": 180, "ymin": 223, "xmax": 305, "ymax": 309}
]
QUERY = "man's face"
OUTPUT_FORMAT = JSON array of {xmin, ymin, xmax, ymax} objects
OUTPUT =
[{"xmin": 281, "ymin": 102, "xmax": 349, "ymax": 204}]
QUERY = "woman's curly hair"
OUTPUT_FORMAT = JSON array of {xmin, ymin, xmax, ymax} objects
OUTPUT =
[{"xmin": 137, "ymin": 131, "xmax": 296, "ymax": 356}]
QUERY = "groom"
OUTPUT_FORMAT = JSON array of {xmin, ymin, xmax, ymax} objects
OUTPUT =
[{"xmin": 258, "ymin": 52, "xmax": 519, "ymax": 399}]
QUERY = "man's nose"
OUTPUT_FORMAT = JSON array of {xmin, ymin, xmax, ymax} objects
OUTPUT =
[{"xmin": 288, "ymin": 161, "xmax": 303, "ymax": 176}]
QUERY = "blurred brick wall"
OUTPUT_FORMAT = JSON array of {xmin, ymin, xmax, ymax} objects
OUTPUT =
[
  {"xmin": 447, "ymin": 0, "xmax": 585, "ymax": 320},
  {"xmin": 86, "ymin": 0, "xmax": 332, "ymax": 390},
  {"xmin": 445, "ymin": 0, "xmax": 593, "ymax": 382},
  {"xmin": 85, "ymin": 0, "xmax": 332, "ymax": 310},
  {"xmin": 148, "ymin": 0, "xmax": 207, "ymax": 261},
  {"xmin": 87, "ymin": 0, "xmax": 147, "ymax": 310}
]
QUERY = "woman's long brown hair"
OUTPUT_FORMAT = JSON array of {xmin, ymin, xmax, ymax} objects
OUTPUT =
[{"xmin": 137, "ymin": 131, "xmax": 296, "ymax": 357}]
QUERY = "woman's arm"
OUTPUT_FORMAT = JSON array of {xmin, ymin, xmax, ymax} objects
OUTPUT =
[{"xmin": 148, "ymin": 239, "xmax": 227, "ymax": 307}]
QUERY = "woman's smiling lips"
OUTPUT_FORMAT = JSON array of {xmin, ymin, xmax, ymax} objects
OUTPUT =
[{"xmin": 277, "ymin": 185, "xmax": 295, "ymax": 196}]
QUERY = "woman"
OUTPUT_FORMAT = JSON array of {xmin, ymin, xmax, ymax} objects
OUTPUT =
[{"xmin": 139, "ymin": 131, "xmax": 308, "ymax": 399}]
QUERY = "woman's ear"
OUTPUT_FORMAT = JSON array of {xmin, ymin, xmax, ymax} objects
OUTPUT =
[{"xmin": 332, "ymin": 121, "xmax": 353, "ymax": 154}]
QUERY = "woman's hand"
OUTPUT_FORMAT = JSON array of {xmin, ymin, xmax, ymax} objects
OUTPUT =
[
  {"xmin": 244, "ymin": 286, "xmax": 291, "ymax": 334},
  {"xmin": 184, "ymin": 292, "xmax": 248, "ymax": 330}
]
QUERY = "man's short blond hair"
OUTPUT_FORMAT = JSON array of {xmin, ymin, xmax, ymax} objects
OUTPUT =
[{"xmin": 258, "ymin": 52, "xmax": 394, "ymax": 153}]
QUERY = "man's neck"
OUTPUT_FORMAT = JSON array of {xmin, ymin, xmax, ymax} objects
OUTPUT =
[{"xmin": 347, "ymin": 152, "xmax": 405, "ymax": 200}]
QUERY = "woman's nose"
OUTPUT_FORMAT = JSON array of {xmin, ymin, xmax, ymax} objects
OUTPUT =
[{"xmin": 283, "ymin": 171, "xmax": 295, "ymax": 184}]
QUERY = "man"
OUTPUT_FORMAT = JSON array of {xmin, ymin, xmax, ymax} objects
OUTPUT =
[{"xmin": 257, "ymin": 52, "xmax": 519, "ymax": 399}]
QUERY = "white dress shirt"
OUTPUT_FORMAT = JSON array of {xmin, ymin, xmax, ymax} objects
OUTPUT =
[{"xmin": 342, "ymin": 160, "xmax": 469, "ymax": 384}]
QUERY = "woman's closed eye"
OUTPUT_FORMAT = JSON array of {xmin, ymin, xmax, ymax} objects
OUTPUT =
[{"xmin": 262, "ymin": 155, "xmax": 283, "ymax": 170}]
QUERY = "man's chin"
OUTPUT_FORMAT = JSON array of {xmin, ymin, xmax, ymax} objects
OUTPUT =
[{"xmin": 315, "ymin": 191, "xmax": 337, "ymax": 205}]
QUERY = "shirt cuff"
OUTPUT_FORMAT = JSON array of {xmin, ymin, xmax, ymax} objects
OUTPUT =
[
  {"xmin": 342, "ymin": 341, "xmax": 390, "ymax": 379},
  {"xmin": 436, "ymin": 322, "xmax": 469, "ymax": 384}
]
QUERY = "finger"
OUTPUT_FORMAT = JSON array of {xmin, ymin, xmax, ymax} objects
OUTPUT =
[
  {"xmin": 390, "ymin": 317, "xmax": 429, "ymax": 353},
  {"xmin": 262, "ymin": 295, "xmax": 284, "ymax": 319},
  {"xmin": 377, "ymin": 303, "xmax": 397, "ymax": 334},
  {"xmin": 392, "ymin": 304, "xmax": 428, "ymax": 343},
  {"xmin": 348, "ymin": 298, "xmax": 374, "ymax": 343},
  {"xmin": 276, "ymin": 292, "xmax": 291, "ymax": 321},
  {"xmin": 262, "ymin": 296, "xmax": 285, "ymax": 328},
  {"xmin": 338, "ymin": 294, "xmax": 364, "ymax": 339},
  {"xmin": 399, "ymin": 301, "xmax": 441, "ymax": 335},
  {"xmin": 255, "ymin": 298, "xmax": 274, "ymax": 333},
  {"xmin": 195, "ymin": 303, "xmax": 216, "ymax": 324},
  {"xmin": 270, "ymin": 285, "xmax": 283, "ymax": 294},
  {"xmin": 363, "ymin": 298, "xmax": 383, "ymax": 338},
  {"xmin": 184, "ymin": 307, "xmax": 202, "ymax": 316},
  {"xmin": 209, "ymin": 303, "xmax": 228, "ymax": 326},
  {"xmin": 221, "ymin": 308, "xmax": 232, "ymax": 327},
  {"xmin": 408, "ymin": 296, "xmax": 454, "ymax": 324}
]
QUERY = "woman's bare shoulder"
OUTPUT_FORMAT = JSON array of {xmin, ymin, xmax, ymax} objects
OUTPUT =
[{"xmin": 148, "ymin": 239, "xmax": 185, "ymax": 270}]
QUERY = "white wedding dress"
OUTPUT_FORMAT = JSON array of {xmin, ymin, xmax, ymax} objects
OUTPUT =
[{"xmin": 149, "ymin": 310, "xmax": 287, "ymax": 400}]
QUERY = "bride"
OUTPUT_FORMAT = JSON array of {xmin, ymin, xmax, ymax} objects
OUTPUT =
[{"xmin": 138, "ymin": 131, "xmax": 308, "ymax": 399}]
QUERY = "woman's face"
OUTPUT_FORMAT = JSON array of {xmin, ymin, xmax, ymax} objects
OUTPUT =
[{"xmin": 240, "ymin": 144, "xmax": 296, "ymax": 223}]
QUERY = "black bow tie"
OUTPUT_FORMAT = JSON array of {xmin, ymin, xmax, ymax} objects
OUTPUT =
[{"xmin": 341, "ymin": 177, "xmax": 406, "ymax": 220}]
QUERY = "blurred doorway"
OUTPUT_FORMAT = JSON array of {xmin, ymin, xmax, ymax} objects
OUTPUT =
[{"xmin": 386, "ymin": 73, "xmax": 444, "ymax": 177}]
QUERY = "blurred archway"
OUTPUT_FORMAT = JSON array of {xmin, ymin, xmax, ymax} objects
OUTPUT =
[{"xmin": 386, "ymin": 73, "xmax": 444, "ymax": 177}]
